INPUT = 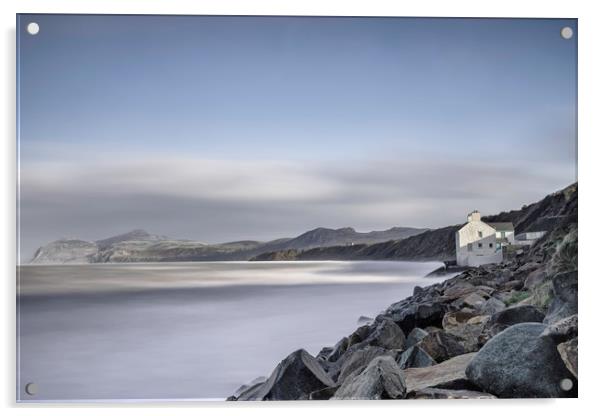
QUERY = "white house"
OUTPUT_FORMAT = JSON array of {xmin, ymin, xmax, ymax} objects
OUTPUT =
[
  {"xmin": 487, "ymin": 222, "xmax": 515, "ymax": 248},
  {"xmin": 456, "ymin": 211, "xmax": 514, "ymax": 267}
]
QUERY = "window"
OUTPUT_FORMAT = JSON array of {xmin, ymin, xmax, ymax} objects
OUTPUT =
[
  {"xmin": 489, "ymin": 243, "xmax": 493, "ymax": 248},
  {"xmin": 500, "ymin": 231, "xmax": 506, "ymax": 238},
  {"xmin": 478, "ymin": 231, "xmax": 483, "ymax": 238},
  {"xmin": 478, "ymin": 243, "xmax": 483, "ymax": 248},
  {"xmin": 467, "ymin": 243, "xmax": 473, "ymax": 252}
]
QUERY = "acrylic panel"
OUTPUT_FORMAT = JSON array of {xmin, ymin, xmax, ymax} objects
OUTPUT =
[{"xmin": 16, "ymin": 14, "xmax": 577, "ymax": 402}]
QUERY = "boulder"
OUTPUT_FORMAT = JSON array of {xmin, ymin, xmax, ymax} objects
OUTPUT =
[
  {"xmin": 357, "ymin": 315, "xmax": 374, "ymax": 325},
  {"xmin": 337, "ymin": 346, "xmax": 396, "ymax": 384},
  {"xmin": 309, "ymin": 386, "xmax": 338, "ymax": 400},
  {"xmin": 398, "ymin": 346, "xmax": 436, "ymax": 369},
  {"xmin": 466, "ymin": 323, "xmax": 577, "ymax": 398},
  {"xmin": 365, "ymin": 318, "xmax": 406, "ymax": 350},
  {"xmin": 405, "ymin": 327, "xmax": 429, "ymax": 348},
  {"xmin": 416, "ymin": 330, "xmax": 466, "ymax": 362},
  {"xmin": 387, "ymin": 302, "xmax": 447, "ymax": 334},
  {"xmin": 451, "ymin": 292, "xmax": 487, "ymax": 311},
  {"xmin": 544, "ymin": 271, "xmax": 578, "ymax": 324},
  {"xmin": 332, "ymin": 356, "xmax": 407, "ymax": 400},
  {"xmin": 227, "ymin": 376, "xmax": 267, "ymax": 401},
  {"xmin": 403, "ymin": 353, "xmax": 477, "ymax": 393},
  {"xmin": 479, "ymin": 305, "xmax": 545, "ymax": 344},
  {"xmin": 480, "ymin": 297, "xmax": 506, "ymax": 315},
  {"xmin": 540, "ymin": 314, "xmax": 578, "ymax": 343},
  {"xmin": 238, "ymin": 349, "xmax": 335, "ymax": 400},
  {"xmin": 327, "ymin": 337, "xmax": 350, "ymax": 362},
  {"xmin": 557, "ymin": 337, "xmax": 578, "ymax": 378},
  {"xmin": 407, "ymin": 388, "xmax": 496, "ymax": 400},
  {"xmin": 348, "ymin": 324, "xmax": 372, "ymax": 347},
  {"xmin": 443, "ymin": 281, "xmax": 476, "ymax": 300},
  {"xmin": 524, "ymin": 268, "xmax": 547, "ymax": 290},
  {"xmin": 442, "ymin": 311, "xmax": 490, "ymax": 352}
]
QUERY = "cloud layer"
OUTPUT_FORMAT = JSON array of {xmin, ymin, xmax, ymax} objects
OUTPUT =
[{"xmin": 18, "ymin": 156, "xmax": 575, "ymax": 260}]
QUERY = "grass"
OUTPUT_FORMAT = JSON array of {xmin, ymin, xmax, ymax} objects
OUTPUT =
[{"xmin": 504, "ymin": 291, "xmax": 532, "ymax": 306}]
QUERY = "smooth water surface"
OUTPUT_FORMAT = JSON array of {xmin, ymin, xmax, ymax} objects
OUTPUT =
[{"xmin": 17, "ymin": 261, "xmax": 446, "ymax": 401}]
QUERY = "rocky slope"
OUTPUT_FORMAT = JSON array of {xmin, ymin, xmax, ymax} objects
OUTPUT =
[
  {"xmin": 29, "ymin": 226, "xmax": 426, "ymax": 264},
  {"xmin": 251, "ymin": 184, "xmax": 578, "ymax": 262},
  {"xmin": 229, "ymin": 184, "xmax": 578, "ymax": 400}
]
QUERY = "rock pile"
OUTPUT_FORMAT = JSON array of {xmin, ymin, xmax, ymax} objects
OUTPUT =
[{"xmin": 228, "ymin": 222, "xmax": 578, "ymax": 400}]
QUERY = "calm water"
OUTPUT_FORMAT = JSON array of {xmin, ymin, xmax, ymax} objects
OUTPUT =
[{"xmin": 17, "ymin": 261, "xmax": 445, "ymax": 401}]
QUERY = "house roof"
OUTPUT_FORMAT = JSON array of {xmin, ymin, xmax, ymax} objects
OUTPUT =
[{"xmin": 486, "ymin": 222, "xmax": 514, "ymax": 231}]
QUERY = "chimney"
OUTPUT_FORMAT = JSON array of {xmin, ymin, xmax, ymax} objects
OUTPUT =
[{"xmin": 467, "ymin": 210, "xmax": 481, "ymax": 222}]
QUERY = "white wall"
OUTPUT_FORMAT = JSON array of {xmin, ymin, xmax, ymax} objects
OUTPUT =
[{"xmin": 456, "ymin": 220, "xmax": 500, "ymax": 267}]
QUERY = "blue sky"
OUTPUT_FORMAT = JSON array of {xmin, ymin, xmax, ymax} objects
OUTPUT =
[{"xmin": 17, "ymin": 15, "xmax": 577, "ymax": 257}]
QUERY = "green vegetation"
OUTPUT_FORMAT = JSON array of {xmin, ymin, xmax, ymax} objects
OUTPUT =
[{"xmin": 504, "ymin": 291, "xmax": 531, "ymax": 306}]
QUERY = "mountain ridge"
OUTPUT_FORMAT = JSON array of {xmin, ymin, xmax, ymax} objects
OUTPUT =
[{"xmin": 29, "ymin": 226, "xmax": 427, "ymax": 264}]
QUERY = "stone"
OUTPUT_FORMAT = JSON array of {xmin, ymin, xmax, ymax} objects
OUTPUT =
[
  {"xmin": 388, "ymin": 302, "xmax": 447, "ymax": 334},
  {"xmin": 405, "ymin": 327, "xmax": 429, "ymax": 348},
  {"xmin": 524, "ymin": 268, "xmax": 547, "ymax": 290},
  {"xmin": 357, "ymin": 315, "xmax": 374, "ymax": 325},
  {"xmin": 416, "ymin": 331, "xmax": 466, "ymax": 363},
  {"xmin": 540, "ymin": 314, "xmax": 578, "ymax": 343},
  {"xmin": 309, "ymin": 386, "xmax": 338, "ymax": 400},
  {"xmin": 348, "ymin": 324, "xmax": 372, "ymax": 347},
  {"xmin": 403, "ymin": 353, "xmax": 477, "ymax": 393},
  {"xmin": 337, "ymin": 346, "xmax": 396, "ymax": 384},
  {"xmin": 442, "ymin": 311, "xmax": 490, "ymax": 352},
  {"xmin": 544, "ymin": 271, "xmax": 578, "ymax": 324},
  {"xmin": 228, "ymin": 376, "xmax": 267, "ymax": 401},
  {"xmin": 466, "ymin": 323, "xmax": 577, "ymax": 398},
  {"xmin": 480, "ymin": 297, "xmax": 506, "ymax": 315},
  {"xmin": 501, "ymin": 280, "xmax": 524, "ymax": 291},
  {"xmin": 452, "ymin": 292, "xmax": 487, "ymax": 310},
  {"xmin": 237, "ymin": 349, "xmax": 335, "ymax": 400},
  {"xmin": 479, "ymin": 305, "xmax": 545, "ymax": 344},
  {"xmin": 332, "ymin": 356, "xmax": 407, "ymax": 400},
  {"xmin": 443, "ymin": 281, "xmax": 476, "ymax": 299},
  {"xmin": 327, "ymin": 337, "xmax": 350, "ymax": 362},
  {"xmin": 557, "ymin": 337, "xmax": 578, "ymax": 378},
  {"xmin": 407, "ymin": 388, "xmax": 496, "ymax": 399},
  {"xmin": 364, "ymin": 318, "xmax": 406, "ymax": 350},
  {"xmin": 398, "ymin": 346, "xmax": 436, "ymax": 369}
]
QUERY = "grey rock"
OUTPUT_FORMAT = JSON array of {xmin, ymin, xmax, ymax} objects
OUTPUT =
[
  {"xmin": 442, "ymin": 311, "xmax": 490, "ymax": 352},
  {"xmin": 364, "ymin": 318, "xmax": 405, "ymax": 350},
  {"xmin": 405, "ymin": 327, "xmax": 429, "ymax": 349},
  {"xmin": 557, "ymin": 337, "xmax": 578, "ymax": 378},
  {"xmin": 388, "ymin": 302, "xmax": 447, "ymax": 334},
  {"xmin": 237, "ymin": 349, "xmax": 335, "ymax": 400},
  {"xmin": 524, "ymin": 268, "xmax": 547, "ymax": 290},
  {"xmin": 416, "ymin": 330, "xmax": 466, "ymax": 362},
  {"xmin": 480, "ymin": 297, "xmax": 506, "ymax": 315},
  {"xmin": 332, "ymin": 356, "xmax": 406, "ymax": 400},
  {"xmin": 540, "ymin": 314, "xmax": 578, "ymax": 343},
  {"xmin": 545, "ymin": 271, "xmax": 578, "ymax": 324},
  {"xmin": 479, "ymin": 305, "xmax": 545, "ymax": 344},
  {"xmin": 398, "ymin": 346, "xmax": 436, "ymax": 369},
  {"xmin": 357, "ymin": 315, "xmax": 374, "ymax": 325},
  {"xmin": 309, "ymin": 386, "xmax": 339, "ymax": 400},
  {"xmin": 466, "ymin": 323, "xmax": 576, "ymax": 398},
  {"xmin": 403, "ymin": 353, "xmax": 477, "ymax": 393},
  {"xmin": 337, "ymin": 346, "xmax": 396, "ymax": 384},
  {"xmin": 327, "ymin": 337, "xmax": 350, "ymax": 362}
]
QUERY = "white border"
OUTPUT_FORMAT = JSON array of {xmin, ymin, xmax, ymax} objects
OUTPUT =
[{"xmin": 2, "ymin": 1, "xmax": 601, "ymax": 415}]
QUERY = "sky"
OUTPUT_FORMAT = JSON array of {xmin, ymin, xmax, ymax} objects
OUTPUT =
[{"xmin": 17, "ymin": 15, "xmax": 577, "ymax": 259}]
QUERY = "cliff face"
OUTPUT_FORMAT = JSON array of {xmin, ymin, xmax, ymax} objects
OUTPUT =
[{"xmin": 252, "ymin": 184, "xmax": 578, "ymax": 262}]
